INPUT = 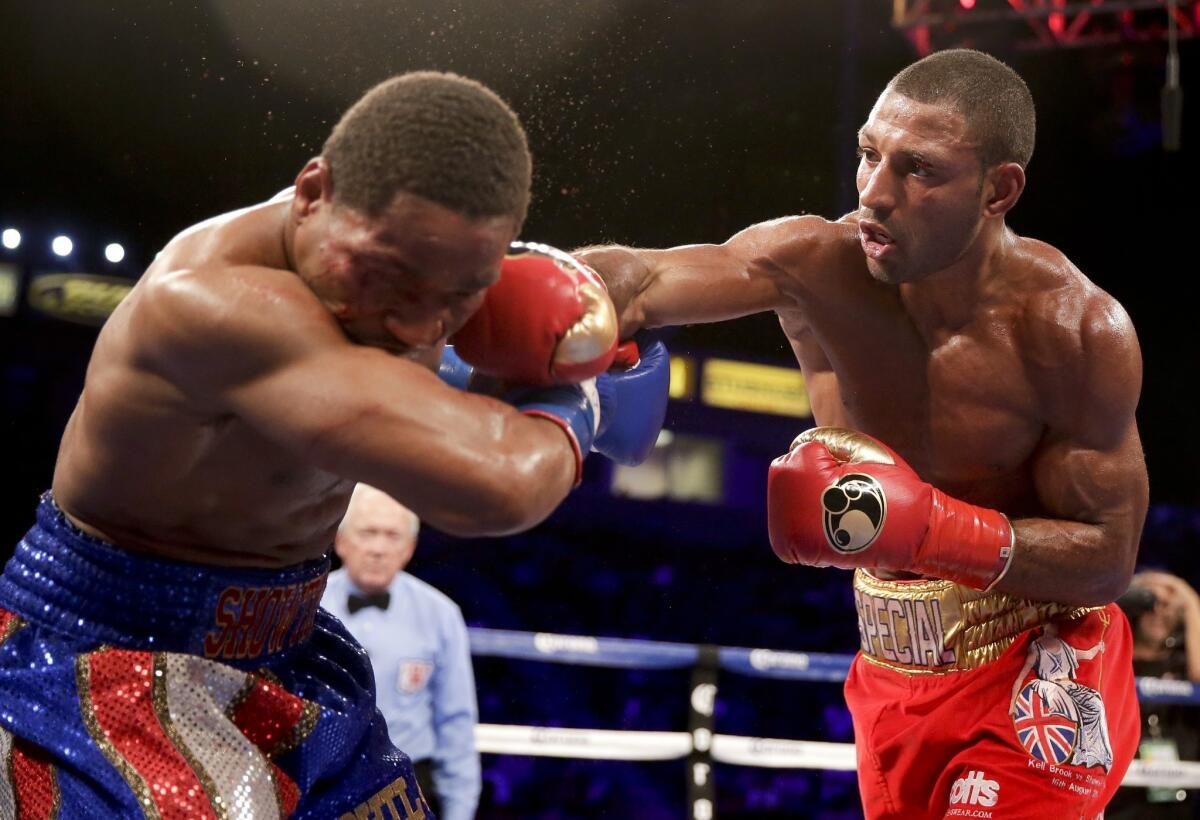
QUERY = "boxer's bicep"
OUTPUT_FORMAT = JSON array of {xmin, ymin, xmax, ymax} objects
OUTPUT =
[
  {"xmin": 1029, "ymin": 427, "xmax": 1146, "ymax": 553},
  {"xmin": 632, "ymin": 240, "xmax": 788, "ymax": 329},
  {"xmin": 1012, "ymin": 424, "xmax": 1146, "ymax": 604},
  {"xmin": 1003, "ymin": 304, "xmax": 1147, "ymax": 603},
  {"xmin": 1038, "ymin": 297, "xmax": 1145, "ymax": 538}
]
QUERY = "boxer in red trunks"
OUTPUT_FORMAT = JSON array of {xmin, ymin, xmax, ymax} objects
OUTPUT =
[{"xmin": 579, "ymin": 49, "xmax": 1147, "ymax": 819}]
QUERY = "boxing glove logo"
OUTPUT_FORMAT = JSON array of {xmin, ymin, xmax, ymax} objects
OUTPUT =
[{"xmin": 821, "ymin": 474, "xmax": 887, "ymax": 553}]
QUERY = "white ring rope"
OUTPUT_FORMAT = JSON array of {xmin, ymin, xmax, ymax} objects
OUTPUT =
[
  {"xmin": 470, "ymin": 628, "xmax": 1200, "ymax": 790},
  {"xmin": 474, "ymin": 724, "xmax": 1200, "ymax": 787}
]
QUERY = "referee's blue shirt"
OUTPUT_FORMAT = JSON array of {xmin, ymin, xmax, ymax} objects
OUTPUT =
[{"xmin": 323, "ymin": 568, "xmax": 481, "ymax": 820}]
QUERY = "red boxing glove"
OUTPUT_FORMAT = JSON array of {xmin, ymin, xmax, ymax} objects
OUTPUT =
[
  {"xmin": 767, "ymin": 427, "xmax": 1015, "ymax": 590},
  {"xmin": 451, "ymin": 241, "xmax": 618, "ymax": 386}
]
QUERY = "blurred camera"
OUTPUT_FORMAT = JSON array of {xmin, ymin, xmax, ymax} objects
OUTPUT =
[{"xmin": 1116, "ymin": 585, "xmax": 1158, "ymax": 619}]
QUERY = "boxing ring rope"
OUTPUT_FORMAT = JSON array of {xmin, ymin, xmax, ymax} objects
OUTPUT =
[{"xmin": 467, "ymin": 627, "xmax": 1200, "ymax": 815}]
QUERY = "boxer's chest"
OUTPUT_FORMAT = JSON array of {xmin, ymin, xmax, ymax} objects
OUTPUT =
[{"xmin": 793, "ymin": 310, "xmax": 1043, "ymax": 507}]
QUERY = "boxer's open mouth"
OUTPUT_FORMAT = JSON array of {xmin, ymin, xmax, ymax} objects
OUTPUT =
[
  {"xmin": 859, "ymin": 221, "xmax": 893, "ymax": 245},
  {"xmin": 859, "ymin": 222, "xmax": 896, "ymax": 259}
]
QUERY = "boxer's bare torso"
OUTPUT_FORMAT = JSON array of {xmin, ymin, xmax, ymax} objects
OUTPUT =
[
  {"xmin": 770, "ymin": 219, "xmax": 1127, "ymax": 518},
  {"xmin": 588, "ymin": 217, "xmax": 1145, "ymax": 599},
  {"xmin": 582, "ymin": 92, "xmax": 1147, "ymax": 604},
  {"xmin": 52, "ymin": 175, "xmax": 576, "ymax": 568},
  {"xmin": 54, "ymin": 198, "xmax": 353, "ymax": 566}
]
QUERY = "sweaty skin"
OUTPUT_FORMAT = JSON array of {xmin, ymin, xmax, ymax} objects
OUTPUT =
[
  {"xmin": 52, "ymin": 160, "xmax": 577, "ymax": 568},
  {"xmin": 581, "ymin": 91, "xmax": 1147, "ymax": 606}
]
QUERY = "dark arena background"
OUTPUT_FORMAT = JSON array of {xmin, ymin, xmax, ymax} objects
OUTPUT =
[{"xmin": 3, "ymin": 1, "xmax": 1200, "ymax": 817}]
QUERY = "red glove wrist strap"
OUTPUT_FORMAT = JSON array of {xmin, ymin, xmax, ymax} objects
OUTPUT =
[
  {"xmin": 918, "ymin": 489, "xmax": 1015, "ymax": 590},
  {"xmin": 522, "ymin": 410, "xmax": 584, "ymax": 486}
]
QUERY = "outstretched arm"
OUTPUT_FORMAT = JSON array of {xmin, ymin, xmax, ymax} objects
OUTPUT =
[
  {"xmin": 577, "ymin": 215, "xmax": 849, "ymax": 336},
  {"xmin": 997, "ymin": 297, "xmax": 1148, "ymax": 606}
]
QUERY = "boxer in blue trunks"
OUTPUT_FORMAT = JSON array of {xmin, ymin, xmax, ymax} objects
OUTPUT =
[{"xmin": 0, "ymin": 72, "xmax": 668, "ymax": 818}]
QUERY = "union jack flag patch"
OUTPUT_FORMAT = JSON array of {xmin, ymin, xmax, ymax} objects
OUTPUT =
[{"xmin": 1013, "ymin": 681, "xmax": 1078, "ymax": 765}]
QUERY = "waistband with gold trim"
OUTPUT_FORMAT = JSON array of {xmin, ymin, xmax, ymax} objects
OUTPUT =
[{"xmin": 853, "ymin": 569, "xmax": 1096, "ymax": 674}]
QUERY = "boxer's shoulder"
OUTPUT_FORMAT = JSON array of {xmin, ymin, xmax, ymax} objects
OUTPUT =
[
  {"xmin": 731, "ymin": 214, "xmax": 862, "ymax": 291},
  {"xmin": 747, "ymin": 213, "xmax": 857, "ymax": 262},
  {"xmin": 1007, "ymin": 236, "xmax": 1140, "ymax": 438},
  {"xmin": 147, "ymin": 263, "xmax": 332, "ymax": 339},
  {"xmin": 132, "ymin": 262, "xmax": 342, "ymax": 394},
  {"xmin": 1007, "ymin": 233, "xmax": 1088, "ymax": 287},
  {"xmin": 1006, "ymin": 236, "xmax": 1135, "ymax": 350}
]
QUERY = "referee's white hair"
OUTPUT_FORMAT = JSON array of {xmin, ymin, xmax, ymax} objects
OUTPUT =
[{"xmin": 338, "ymin": 483, "xmax": 421, "ymax": 538}]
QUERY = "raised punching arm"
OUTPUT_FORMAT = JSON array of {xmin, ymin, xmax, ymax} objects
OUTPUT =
[
  {"xmin": 576, "ymin": 215, "xmax": 853, "ymax": 336},
  {"xmin": 141, "ymin": 265, "xmax": 577, "ymax": 537},
  {"xmin": 998, "ymin": 297, "xmax": 1148, "ymax": 605}
]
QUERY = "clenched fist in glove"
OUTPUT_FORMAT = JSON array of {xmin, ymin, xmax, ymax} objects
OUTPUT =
[
  {"xmin": 451, "ymin": 241, "xmax": 618, "ymax": 386},
  {"xmin": 767, "ymin": 427, "xmax": 1014, "ymax": 590}
]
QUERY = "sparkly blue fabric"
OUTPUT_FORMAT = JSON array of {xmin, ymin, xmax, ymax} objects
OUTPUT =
[{"xmin": 0, "ymin": 493, "xmax": 434, "ymax": 818}]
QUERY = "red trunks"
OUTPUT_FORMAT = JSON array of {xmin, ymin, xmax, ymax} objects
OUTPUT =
[{"xmin": 845, "ymin": 571, "xmax": 1139, "ymax": 820}]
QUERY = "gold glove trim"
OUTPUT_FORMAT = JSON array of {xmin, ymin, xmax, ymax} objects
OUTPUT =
[
  {"xmin": 792, "ymin": 427, "xmax": 895, "ymax": 465},
  {"xmin": 508, "ymin": 240, "xmax": 619, "ymax": 371},
  {"xmin": 555, "ymin": 278, "xmax": 618, "ymax": 367},
  {"xmin": 853, "ymin": 569, "xmax": 1096, "ymax": 675}
]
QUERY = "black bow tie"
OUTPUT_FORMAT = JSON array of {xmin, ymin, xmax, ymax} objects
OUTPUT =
[{"xmin": 348, "ymin": 591, "xmax": 390, "ymax": 614}]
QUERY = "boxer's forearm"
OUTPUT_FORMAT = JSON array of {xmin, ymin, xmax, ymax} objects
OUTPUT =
[
  {"xmin": 357, "ymin": 411, "xmax": 577, "ymax": 538},
  {"xmin": 574, "ymin": 245, "xmax": 657, "ymax": 336},
  {"xmin": 993, "ymin": 518, "xmax": 1138, "ymax": 607},
  {"xmin": 577, "ymin": 239, "xmax": 791, "ymax": 337}
]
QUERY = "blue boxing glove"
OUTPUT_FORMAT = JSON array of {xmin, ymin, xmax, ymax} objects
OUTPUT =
[
  {"xmin": 441, "ymin": 342, "xmax": 670, "ymax": 482},
  {"xmin": 437, "ymin": 345, "xmax": 475, "ymax": 390},
  {"xmin": 592, "ymin": 340, "xmax": 671, "ymax": 465},
  {"xmin": 440, "ymin": 344, "xmax": 599, "ymax": 483},
  {"xmin": 509, "ymin": 381, "xmax": 601, "ymax": 484}
]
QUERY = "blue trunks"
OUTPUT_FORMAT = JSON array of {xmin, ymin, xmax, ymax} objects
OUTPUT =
[{"xmin": 0, "ymin": 494, "xmax": 433, "ymax": 819}]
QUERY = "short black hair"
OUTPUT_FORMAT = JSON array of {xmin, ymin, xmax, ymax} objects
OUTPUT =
[
  {"xmin": 888, "ymin": 49, "xmax": 1036, "ymax": 169},
  {"xmin": 323, "ymin": 71, "xmax": 531, "ymax": 224}
]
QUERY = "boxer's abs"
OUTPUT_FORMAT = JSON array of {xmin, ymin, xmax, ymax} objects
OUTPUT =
[{"xmin": 53, "ymin": 383, "xmax": 351, "ymax": 568}]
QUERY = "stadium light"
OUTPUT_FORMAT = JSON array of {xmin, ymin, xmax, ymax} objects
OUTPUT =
[
  {"xmin": 105, "ymin": 243, "xmax": 126, "ymax": 263},
  {"xmin": 52, "ymin": 235, "xmax": 74, "ymax": 257},
  {"xmin": 1, "ymin": 228, "xmax": 19, "ymax": 250}
]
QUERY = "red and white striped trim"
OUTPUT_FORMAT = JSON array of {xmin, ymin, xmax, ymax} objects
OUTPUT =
[{"xmin": 76, "ymin": 648, "xmax": 319, "ymax": 819}]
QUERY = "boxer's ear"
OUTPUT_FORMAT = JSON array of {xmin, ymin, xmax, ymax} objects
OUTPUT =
[
  {"xmin": 293, "ymin": 158, "xmax": 333, "ymax": 220},
  {"xmin": 983, "ymin": 162, "xmax": 1025, "ymax": 218}
]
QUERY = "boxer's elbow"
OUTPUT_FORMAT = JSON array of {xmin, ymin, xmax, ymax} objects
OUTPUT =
[
  {"xmin": 441, "ymin": 454, "xmax": 569, "ymax": 537},
  {"xmin": 1071, "ymin": 540, "xmax": 1137, "ymax": 606},
  {"xmin": 441, "ymin": 480, "xmax": 552, "ymax": 537},
  {"xmin": 489, "ymin": 453, "xmax": 573, "ymax": 533},
  {"xmin": 1092, "ymin": 551, "xmax": 1137, "ymax": 605},
  {"xmin": 436, "ymin": 503, "xmax": 527, "ymax": 538},
  {"xmin": 1099, "ymin": 525, "xmax": 1141, "ymax": 601}
]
